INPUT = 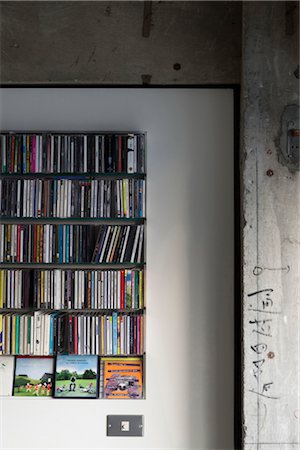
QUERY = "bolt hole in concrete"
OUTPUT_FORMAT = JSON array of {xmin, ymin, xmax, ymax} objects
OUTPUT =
[{"xmin": 173, "ymin": 63, "xmax": 181, "ymax": 71}]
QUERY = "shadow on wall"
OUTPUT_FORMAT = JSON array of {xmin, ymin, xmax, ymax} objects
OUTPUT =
[{"xmin": 185, "ymin": 123, "xmax": 234, "ymax": 449}]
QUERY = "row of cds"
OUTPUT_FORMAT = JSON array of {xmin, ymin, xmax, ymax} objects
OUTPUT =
[
  {"xmin": 0, "ymin": 312, "xmax": 144, "ymax": 356},
  {"xmin": 0, "ymin": 269, "xmax": 144, "ymax": 310},
  {"xmin": 0, "ymin": 178, "xmax": 145, "ymax": 218},
  {"xmin": 0, "ymin": 224, "xmax": 144, "ymax": 264},
  {"xmin": 0, "ymin": 133, "xmax": 145, "ymax": 174},
  {"xmin": 92, "ymin": 225, "xmax": 144, "ymax": 263}
]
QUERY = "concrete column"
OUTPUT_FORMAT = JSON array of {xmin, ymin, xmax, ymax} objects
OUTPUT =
[{"xmin": 242, "ymin": 2, "xmax": 299, "ymax": 449}]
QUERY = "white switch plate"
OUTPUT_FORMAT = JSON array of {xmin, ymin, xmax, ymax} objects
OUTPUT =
[{"xmin": 121, "ymin": 421, "xmax": 130, "ymax": 432}]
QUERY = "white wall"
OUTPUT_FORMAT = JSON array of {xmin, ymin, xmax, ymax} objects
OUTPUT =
[{"xmin": 0, "ymin": 88, "xmax": 234, "ymax": 450}]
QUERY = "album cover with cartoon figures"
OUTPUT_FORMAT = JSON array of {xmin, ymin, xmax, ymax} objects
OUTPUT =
[
  {"xmin": 13, "ymin": 356, "xmax": 54, "ymax": 397},
  {"xmin": 102, "ymin": 357, "xmax": 143, "ymax": 399}
]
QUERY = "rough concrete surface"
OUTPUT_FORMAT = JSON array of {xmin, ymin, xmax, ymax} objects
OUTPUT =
[
  {"xmin": 0, "ymin": 1, "xmax": 299, "ymax": 449},
  {"xmin": 242, "ymin": 1, "xmax": 299, "ymax": 449},
  {"xmin": 0, "ymin": 1, "xmax": 242, "ymax": 85}
]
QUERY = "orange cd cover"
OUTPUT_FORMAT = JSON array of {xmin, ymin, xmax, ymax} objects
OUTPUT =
[{"xmin": 103, "ymin": 358, "xmax": 143, "ymax": 399}]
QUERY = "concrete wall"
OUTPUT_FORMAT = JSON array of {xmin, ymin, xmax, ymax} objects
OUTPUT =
[
  {"xmin": 241, "ymin": 2, "xmax": 299, "ymax": 449},
  {"xmin": 0, "ymin": 1, "xmax": 241, "ymax": 85},
  {"xmin": 0, "ymin": 1, "xmax": 299, "ymax": 449}
]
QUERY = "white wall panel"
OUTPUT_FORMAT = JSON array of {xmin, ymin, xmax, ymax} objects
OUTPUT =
[{"xmin": 0, "ymin": 88, "xmax": 234, "ymax": 450}]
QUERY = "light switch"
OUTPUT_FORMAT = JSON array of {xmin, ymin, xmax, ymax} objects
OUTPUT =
[
  {"xmin": 121, "ymin": 421, "xmax": 130, "ymax": 432},
  {"xmin": 107, "ymin": 415, "xmax": 144, "ymax": 437}
]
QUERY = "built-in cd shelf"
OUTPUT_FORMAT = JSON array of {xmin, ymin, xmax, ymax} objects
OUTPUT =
[
  {"xmin": 0, "ymin": 130, "xmax": 146, "ymax": 400},
  {"xmin": 0, "ymin": 217, "xmax": 145, "ymax": 224},
  {"xmin": 0, "ymin": 172, "xmax": 146, "ymax": 180},
  {"xmin": 2, "ymin": 353, "xmax": 145, "ymax": 357},
  {"xmin": 0, "ymin": 263, "xmax": 145, "ymax": 269},
  {"xmin": 0, "ymin": 308, "xmax": 145, "ymax": 314}
]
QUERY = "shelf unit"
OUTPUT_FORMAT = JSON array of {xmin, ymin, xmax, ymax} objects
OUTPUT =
[
  {"xmin": 0, "ymin": 263, "xmax": 145, "ymax": 269},
  {"xmin": 0, "ymin": 173, "xmax": 146, "ymax": 179},
  {"xmin": 0, "ymin": 308, "xmax": 145, "ymax": 313},
  {"xmin": 0, "ymin": 218, "xmax": 145, "ymax": 224},
  {"xmin": 0, "ymin": 130, "xmax": 146, "ymax": 399}
]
